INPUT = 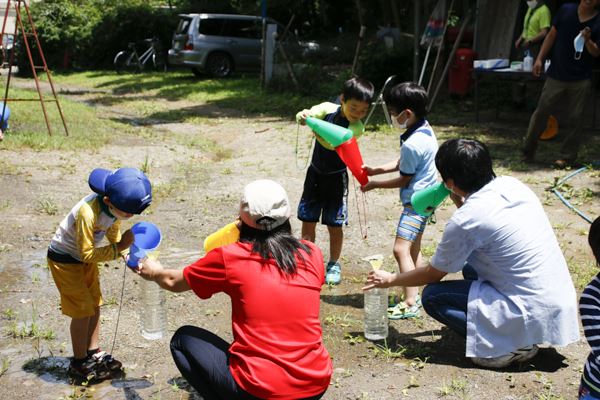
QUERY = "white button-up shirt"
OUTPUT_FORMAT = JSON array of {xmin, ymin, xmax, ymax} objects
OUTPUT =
[{"xmin": 431, "ymin": 176, "xmax": 580, "ymax": 358}]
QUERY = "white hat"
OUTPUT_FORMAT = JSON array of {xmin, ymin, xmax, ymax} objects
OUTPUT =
[{"xmin": 240, "ymin": 179, "xmax": 291, "ymax": 231}]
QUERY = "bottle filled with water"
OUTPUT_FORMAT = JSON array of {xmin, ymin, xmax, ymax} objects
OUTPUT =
[
  {"xmin": 364, "ymin": 287, "xmax": 388, "ymax": 341},
  {"xmin": 140, "ymin": 278, "xmax": 167, "ymax": 340}
]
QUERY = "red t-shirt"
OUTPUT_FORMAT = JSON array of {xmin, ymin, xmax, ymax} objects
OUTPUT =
[{"xmin": 183, "ymin": 240, "xmax": 332, "ymax": 399}]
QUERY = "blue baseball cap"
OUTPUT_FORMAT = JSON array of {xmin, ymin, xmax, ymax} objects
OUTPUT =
[{"xmin": 88, "ymin": 167, "xmax": 152, "ymax": 214}]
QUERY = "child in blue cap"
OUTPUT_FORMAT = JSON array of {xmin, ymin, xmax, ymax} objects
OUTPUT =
[{"xmin": 47, "ymin": 167, "xmax": 152, "ymax": 382}]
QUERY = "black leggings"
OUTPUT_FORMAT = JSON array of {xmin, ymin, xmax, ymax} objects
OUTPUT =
[{"xmin": 170, "ymin": 325, "xmax": 326, "ymax": 400}]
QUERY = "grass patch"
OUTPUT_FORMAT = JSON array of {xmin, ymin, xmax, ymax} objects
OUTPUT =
[
  {"xmin": 0, "ymin": 87, "xmax": 127, "ymax": 151},
  {"xmin": 568, "ymin": 258, "xmax": 598, "ymax": 290},
  {"xmin": 437, "ymin": 377, "xmax": 470, "ymax": 398},
  {"xmin": 35, "ymin": 196, "xmax": 59, "ymax": 215},
  {"xmin": 6, "ymin": 320, "xmax": 55, "ymax": 340},
  {"xmin": 50, "ymin": 71, "xmax": 323, "ymax": 119}
]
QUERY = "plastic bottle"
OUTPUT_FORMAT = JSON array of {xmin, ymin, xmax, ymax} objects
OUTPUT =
[
  {"xmin": 364, "ymin": 287, "xmax": 389, "ymax": 341},
  {"xmin": 523, "ymin": 50, "xmax": 533, "ymax": 72},
  {"xmin": 140, "ymin": 279, "xmax": 167, "ymax": 340}
]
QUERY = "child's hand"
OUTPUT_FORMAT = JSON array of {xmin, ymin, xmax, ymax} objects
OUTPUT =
[
  {"xmin": 362, "ymin": 164, "xmax": 376, "ymax": 176},
  {"xmin": 297, "ymin": 110, "xmax": 309, "ymax": 125},
  {"xmin": 135, "ymin": 258, "xmax": 163, "ymax": 281},
  {"xmin": 361, "ymin": 181, "xmax": 377, "ymax": 192},
  {"xmin": 117, "ymin": 229, "xmax": 135, "ymax": 252}
]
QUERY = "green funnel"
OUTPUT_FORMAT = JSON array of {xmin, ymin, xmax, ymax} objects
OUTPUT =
[
  {"xmin": 306, "ymin": 117, "xmax": 353, "ymax": 148},
  {"xmin": 411, "ymin": 182, "xmax": 450, "ymax": 216}
]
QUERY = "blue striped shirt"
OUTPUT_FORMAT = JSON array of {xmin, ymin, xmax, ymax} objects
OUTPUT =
[{"xmin": 581, "ymin": 273, "xmax": 600, "ymax": 395}]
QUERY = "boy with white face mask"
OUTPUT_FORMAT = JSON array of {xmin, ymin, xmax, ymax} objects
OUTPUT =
[
  {"xmin": 361, "ymin": 82, "xmax": 438, "ymax": 319},
  {"xmin": 47, "ymin": 167, "xmax": 152, "ymax": 382}
]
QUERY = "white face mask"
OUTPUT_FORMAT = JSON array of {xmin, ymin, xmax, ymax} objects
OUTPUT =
[
  {"xmin": 391, "ymin": 111, "xmax": 408, "ymax": 130},
  {"xmin": 574, "ymin": 32, "xmax": 585, "ymax": 60},
  {"xmin": 526, "ymin": 0, "xmax": 537, "ymax": 9},
  {"xmin": 109, "ymin": 205, "xmax": 132, "ymax": 220}
]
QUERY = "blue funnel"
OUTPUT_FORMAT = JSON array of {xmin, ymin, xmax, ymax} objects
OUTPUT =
[{"xmin": 127, "ymin": 222, "xmax": 161, "ymax": 268}]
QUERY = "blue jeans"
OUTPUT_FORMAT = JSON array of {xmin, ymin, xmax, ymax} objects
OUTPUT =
[{"xmin": 421, "ymin": 264, "xmax": 477, "ymax": 337}]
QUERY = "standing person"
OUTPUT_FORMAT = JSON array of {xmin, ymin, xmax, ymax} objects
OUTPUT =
[
  {"xmin": 47, "ymin": 167, "xmax": 152, "ymax": 381},
  {"xmin": 135, "ymin": 180, "xmax": 332, "ymax": 400},
  {"xmin": 361, "ymin": 82, "xmax": 438, "ymax": 319},
  {"xmin": 522, "ymin": 0, "xmax": 600, "ymax": 168},
  {"xmin": 364, "ymin": 139, "xmax": 579, "ymax": 369},
  {"xmin": 296, "ymin": 77, "xmax": 374, "ymax": 285},
  {"xmin": 515, "ymin": 0, "xmax": 552, "ymax": 58},
  {"xmin": 513, "ymin": 0, "xmax": 551, "ymax": 106},
  {"xmin": 579, "ymin": 216, "xmax": 600, "ymax": 399}
]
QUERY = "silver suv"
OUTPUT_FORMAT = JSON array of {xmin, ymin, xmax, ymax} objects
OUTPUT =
[{"xmin": 169, "ymin": 13, "xmax": 272, "ymax": 78}]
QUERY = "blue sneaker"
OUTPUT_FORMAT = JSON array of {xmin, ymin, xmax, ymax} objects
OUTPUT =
[{"xmin": 325, "ymin": 261, "xmax": 341, "ymax": 285}]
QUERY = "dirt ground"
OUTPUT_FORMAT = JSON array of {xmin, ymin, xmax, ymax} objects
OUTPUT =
[{"xmin": 0, "ymin": 75, "xmax": 599, "ymax": 400}]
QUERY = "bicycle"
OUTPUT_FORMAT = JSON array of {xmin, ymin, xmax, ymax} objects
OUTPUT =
[{"xmin": 114, "ymin": 37, "xmax": 166, "ymax": 73}]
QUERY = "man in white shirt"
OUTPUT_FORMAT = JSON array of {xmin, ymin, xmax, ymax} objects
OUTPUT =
[{"xmin": 364, "ymin": 138, "xmax": 579, "ymax": 368}]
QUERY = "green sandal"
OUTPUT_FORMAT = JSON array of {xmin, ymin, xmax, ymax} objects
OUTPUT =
[{"xmin": 388, "ymin": 296, "xmax": 421, "ymax": 320}]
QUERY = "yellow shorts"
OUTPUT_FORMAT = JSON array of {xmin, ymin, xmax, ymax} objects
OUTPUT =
[{"xmin": 47, "ymin": 258, "xmax": 103, "ymax": 319}]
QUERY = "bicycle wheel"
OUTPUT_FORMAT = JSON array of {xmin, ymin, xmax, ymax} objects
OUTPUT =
[
  {"xmin": 152, "ymin": 52, "xmax": 167, "ymax": 72},
  {"xmin": 114, "ymin": 51, "xmax": 139, "ymax": 74}
]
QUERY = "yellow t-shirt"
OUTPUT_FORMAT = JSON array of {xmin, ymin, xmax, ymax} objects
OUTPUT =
[
  {"xmin": 522, "ymin": 5, "xmax": 551, "ymax": 41},
  {"xmin": 49, "ymin": 193, "xmax": 122, "ymax": 263}
]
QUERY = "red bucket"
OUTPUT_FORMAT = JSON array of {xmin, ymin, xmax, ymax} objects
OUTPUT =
[{"xmin": 336, "ymin": 137, "xmax": 368, "ymax": 185}]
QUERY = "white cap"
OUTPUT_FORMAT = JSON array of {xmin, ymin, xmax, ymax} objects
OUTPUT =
[{"xmin": 240, "ymin": 179, "xmax": 291, "ymax": 231}]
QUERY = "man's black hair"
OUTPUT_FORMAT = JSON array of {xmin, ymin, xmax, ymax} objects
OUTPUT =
[
  {"xmin": 383, "ymin": 82, "xmax": 428, "ymax": 118},
  {"xmin": 342, "ymin": 77, "xmax": 375, "ymax": 104},
  {"xmin": 590, "ymin": 217, "xmax": 600, "ymax": 265},
  {"xmin": 435, "ymin": 138, "xmax": 496, "ymax": 194}
]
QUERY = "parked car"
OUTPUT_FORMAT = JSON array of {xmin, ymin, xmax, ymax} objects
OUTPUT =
[{"xmin": 169, "ymin": 13, "xmax": 272, "ymax": 78}]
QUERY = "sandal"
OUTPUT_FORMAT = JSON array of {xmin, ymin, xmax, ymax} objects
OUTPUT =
[{"xmin": 388, "ymin": 296, "xmax": 421, "ymax": 320}]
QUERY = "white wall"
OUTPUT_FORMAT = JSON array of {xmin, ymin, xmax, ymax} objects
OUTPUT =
[{"xmin": 0, "ymin": 0, "xmax": 20, "ymax": 36}]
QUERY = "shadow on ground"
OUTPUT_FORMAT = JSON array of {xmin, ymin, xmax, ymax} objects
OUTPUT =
[{"xmin": 352, "ymin": 326, "xmax": 569, "ymax": 373}]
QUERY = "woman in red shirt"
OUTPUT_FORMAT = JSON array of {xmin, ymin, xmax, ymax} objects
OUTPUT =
[{"xmin": 136, "ymin": 179, "xmax": 332, "ymax": 400}]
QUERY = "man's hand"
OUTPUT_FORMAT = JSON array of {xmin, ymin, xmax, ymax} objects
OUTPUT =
[
  {"xmin": 362, "ymin": 269, "xmax": 395, "ymax": 290},
  {"xmin": 515, "ymin": 37, "xmax": 523, "ymax": 49},
  {"xmin": 117, "ymin": 229, "xmax": 134, "ymax": 252},
  {"xmin": 582, "ymin": 26, "xmax": 592, "ymax": 42},
  {"xmin": 532, "ymin": 59, "xmax": 543, "ymax": 77}
]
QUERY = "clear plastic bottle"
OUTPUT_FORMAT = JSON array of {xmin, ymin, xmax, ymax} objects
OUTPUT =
[
  {"xmin": 140, "ymin": 279, "xmax": 167, "ymax": 340},
  {"xmin": 523, "ymin": 50, "xmax": 533, "ymax": 72},
  {"xmin": 364, "ymin": 287, "xmax": 389, "ymax": 341}
]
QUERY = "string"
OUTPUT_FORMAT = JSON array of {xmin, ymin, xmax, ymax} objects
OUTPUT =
[
  {"xmin": 110, "ymin": 261, "xmax": 128, "ymax": 355},
  {"xmin": 295, "ymin": 122, "xmax": 313, "ymax": 170},
  {"xmin": 351, "ymin": 177, "xmax": 369, "ymax": 239}
]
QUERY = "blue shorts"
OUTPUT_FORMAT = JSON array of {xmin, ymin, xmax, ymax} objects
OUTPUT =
[
  {"xmin": 297, "ymin": 166, "xmax": 348, "ymax": 227},
  {"xmin": 396, "ymin": 206, "xmax": 428, "ymax": 242}
]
